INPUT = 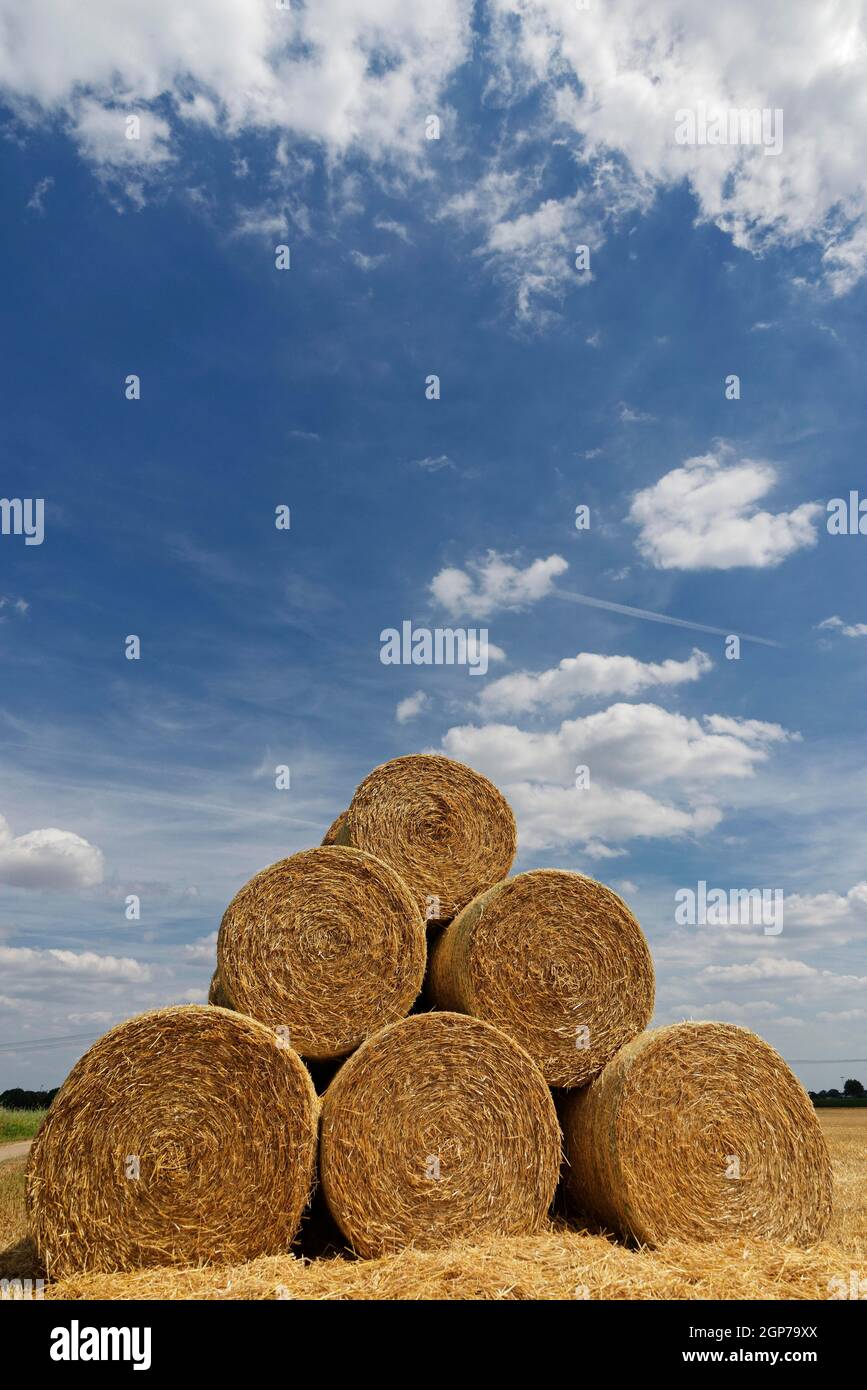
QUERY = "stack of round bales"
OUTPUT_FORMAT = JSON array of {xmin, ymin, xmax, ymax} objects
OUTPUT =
[{"xmin": 26, "ymin": 753, "xmax": 833, "ymax": 1276}]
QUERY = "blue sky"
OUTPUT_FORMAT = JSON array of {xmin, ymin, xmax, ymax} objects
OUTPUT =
[{"xmin": 1, "ymin": 1, "xmax": 866, "ymax": 1093}]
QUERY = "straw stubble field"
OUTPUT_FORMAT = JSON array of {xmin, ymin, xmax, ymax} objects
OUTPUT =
[{"xmin": 1, "ymin": 1110, "xmax": 864, "ymax": 1300}]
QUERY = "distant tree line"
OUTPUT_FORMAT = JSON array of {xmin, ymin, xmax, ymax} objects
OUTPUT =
[
  {"xmin": 809, "ymin": 1078, "xmax": 866, "ymax": 1106},
  {"xmin": 0, "ymin": 1086, "xmax": 59, "ymax": 1111}
]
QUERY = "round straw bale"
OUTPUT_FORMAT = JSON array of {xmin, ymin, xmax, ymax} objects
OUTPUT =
[
  {"xmin": 562, "ymin": 1021, "xmax": 832, "ymax": 1247},
  {"xmin": 338, "ymin": 754, "xmax": 517, "ymax": 923},
  {"xmin": 319, "ymin": 1011, "xmax": 561, "ymax": 1257},
  {"xmin": 321, "ymin": 811, "xmax": 348, "ymax": 845},
  {"xmin": 207, "ymin": 970, "xmax": 228, "ymax": 1007},
  {"xmin": 430, "ymin": 869, "xmax": 654, "ymax": 1087},
  {"xmin": 26, "ymin": 1005, "xmax": 319, "ymax": 1278},
  {"xmin": 217, "ymin": 845, "xmax": 426, "ymax": 1060}
]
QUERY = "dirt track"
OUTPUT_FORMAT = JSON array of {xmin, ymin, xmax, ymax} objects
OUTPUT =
[{"xmin": 0, "ymin": 1140, "xmax": 31, "ymax": 1164}]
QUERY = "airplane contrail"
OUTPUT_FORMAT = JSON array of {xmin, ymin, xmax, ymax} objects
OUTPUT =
[{"xmin": 551, "ymin": 587, "xmax": 782, "ymax": 648}]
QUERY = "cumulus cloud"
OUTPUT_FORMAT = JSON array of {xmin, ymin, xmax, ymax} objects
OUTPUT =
[
  {"xmin": 0, "ymin": 945, "xmax": 148, "ymax": 981},
  {"xmin": 72, "ymin": 99, "xmax": 173, "ymax": 168},
  {"xmin": 0, "ymin": 814, "xmax": 104, "ymax": 890},
  {"xmin": 703, "ymin": 955, "xmax": 818, "ymax": 983},
  {"xmin": 629, "ymin": 450, "xmax": 821, "ymax": 570},
  {"xmin": 480, "ymin": 647, "xmax": 712, "ymax": 715},
  {"xmin": 486, "ymin": 0, "xmax": 867, "ymax": 295},
  {"xmin": 430, "ymin": 552, "xmax": 568, "ymax": 618},
  {"xmin": 440, "ymin": 702, "xmax": 794, "ymax": 853},
  {"xmin": 818, "ymin": 615, "xmax": 867, "ymax": 638},
  {"xmin": 667, "ymin": 998, "xmax": 782, "ymax": 1023},
  {"xmin": 183, "ymin": 931, "xmax": 218, "ymax": 962},
  {"xmin": 396, "ymin": 691, "xmax": 429, "ymax": 724},
  {"xmin": 3, "ymin": 2, "xmax": 867, "ymax": 306},
  {"xmin": 785, "ymin": 882, "xmax": 867, "ymax": 945},
  {"xmin": 0, "ymin": 0, "xmax": 473, "ymax": 167}
]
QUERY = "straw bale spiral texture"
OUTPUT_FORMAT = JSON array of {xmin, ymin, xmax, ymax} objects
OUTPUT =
[
  {"xmin": 321, "ymin": 811, "xmax": 348, "ymax": 845},
  {"xmin": 430, "ymin": 869, "xmax": 654, "ymax": 1087},
  {"xmin": 217, "ymin": 845, "xmax": 426, "ymax": 1059},
  {"xmin": 562, "ymin": 1021, "xmax": 833, "ymax": 1247},
  {"xmin": 319, "ymin": 1011, "xmax": 561, "ymax": 1258},
  {"xmin": 26, "ymin": 1005, "xmax": 319, "ymax": 1278},
  {"xmin": 335, "ymin": 754, "xmax": 517, "ymax": 923},
  {"xmin": 207, "ymin": 970, "xmax": 228, "ymax": 1007}
]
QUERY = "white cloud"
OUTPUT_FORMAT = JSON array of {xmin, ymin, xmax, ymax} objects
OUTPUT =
[
  {"xmin": 232, "ymin": 207, "xmax": 290, "ymax": 240},
  {"xmin": 183, "ymin": 931, "xmax": 218, "ymax": 962},
  {"xmin": 0, "ymin": 0, "xmax": 473, "ymax": 167},
  {"xmin": 0, "ymin": 596, "xmax": 28, "ymax": 617},
  {"xmin": 396, "ymin": 691, "xmax": 429, "ymax": 724},
  {"xmin": 785, "ymin": 882, "xmax": 867, "ymax": 944},
  {"xmin": 374, "ymin": 216, "xmax": 411, "ymax": 242},
  {"xmin": 0, "ymin": 945, "xmax": 148, "ymax": 981},
  {"xmin": 440, "ymin": 701, "xmax": 793, "ymax": 853},
  {"xmin": 430, "ymin": 551, "xmax": 568, "ymax": 618},
  {"xmin": 4, "ymin": 2, "xmax": 867, "ymax": 303},
  {"xmin": 818, "ymin": 615, "xmax": 867, "ymax": 638},
  {"xmin": 26, "ymin": 176, "xmax": 53, "ymax": 213},
  {"xmin": 702, "ymin": 714, "xmax": 795, "ymax": 744},
  {"xmin": 486, "ymin": 0, "xmax": 867, "ymax": 295},
  {"xmin": 413, "ymin": 454, "xmax": 455, "ymax": 473},
  {"xmin": 0, "ymin": 814, "xmax": 104, "ymax": 890},
  {"xmin": 669, "ymin": 998, "xmax": 782, "ymax": 1022},
  {"xmin": 72, "ymin": 99, "xmax": 173, "ymax": 168},
  {"xmin": 480, "ymin": 647, "xmax": 712, "ymax": 715},
  {"xmin": 500, "ymin": 779, "xmax": 720, "ymax": 853},
  {"xmin": 349, "ymin": 249, "xmax": 386, "ymax": 271},
  {"xmin": 443, "ymin": 161, "xmax": 649, "ymax": 326},
  {"xmin": 629, "ymin": 449, "xmax": 821, "ymax": 570},
  {"xmin": 703, "ymin": 956, "xmax": 818, "ymax": 983},
  {"xmin": 618, "ymin": 401, "xmax": 655, "ymax": 424}
]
